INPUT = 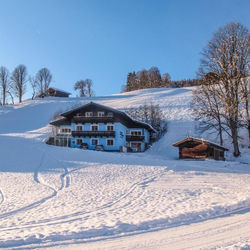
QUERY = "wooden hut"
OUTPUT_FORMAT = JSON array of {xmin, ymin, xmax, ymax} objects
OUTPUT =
[
  {"xmin": 36, "ymin": 87, "xmax": 71, "ymax": 98},
  {"xmin": 46, "ymin": 88, "xmax": 71, "ymax": 97},
  {"xmin": 172, "ymin": 137, "xmax": 228, "ymax": 160}
]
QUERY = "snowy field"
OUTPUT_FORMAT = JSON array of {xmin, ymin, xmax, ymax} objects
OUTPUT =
[{"xmin": 0, "ymin": 88, "xmax": 250, "ymax": 249}]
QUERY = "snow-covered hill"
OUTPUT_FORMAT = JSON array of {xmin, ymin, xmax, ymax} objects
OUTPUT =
[{"xmin": 0, "ymin": 88, "xmax": 250, "ymax": 249}]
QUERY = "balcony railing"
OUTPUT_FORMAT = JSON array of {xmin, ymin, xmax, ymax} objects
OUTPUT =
[
  {"xmin": 126, "ymin": 135, "xmax": 145, "ymax": 141},
  {"xmin": 72, "ymin": 131, "xmax": 115, "ymax": 137},
  {"xmin": 72, "ymin": 116, "xmax": 115, "ymax": 123}
]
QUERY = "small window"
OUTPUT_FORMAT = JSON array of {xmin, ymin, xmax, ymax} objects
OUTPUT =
[
  {"xmin": 76, "ymin": 125, "xmax": 82, "ymax": 131},
  {"xmin": 85, "ymin": 112, "xmax": 93, "ymax": 117},
  {"xmin": 107, "ymin": 112, "xmax": 113, "ymax": 117},
  {"xmin": 98, "ymin": 111, "xmax": 105, "ymax": 117},
  {"xmin": 107, "ymin": 125, "xmax": 114, "ymax": 131},
  {"xmin": 91, "ymin": 125, "xmax": 98, "ymax": 131},
  {"xmin": 61, "ymin": 128, "xmax": 71, "ymax": 133},
  {"xmin": 91, "ymin": 139, "xmax": 98, "ymax": 145},
  {"xmin": 131, "ymin": 131, "xmax": 142, "ymax": 136},
  {"xmin": 76, "ymin": 139, "xmax": 82, "ymax": 145},
  {"xmin": 107, "ymin": 139, "xmax": 114, "ymax": 146}
]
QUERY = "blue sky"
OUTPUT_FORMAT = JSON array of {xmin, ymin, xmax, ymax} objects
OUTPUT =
[{"xmin": 0, "ymin": 0, "xmax": 249, "ymax": 98}]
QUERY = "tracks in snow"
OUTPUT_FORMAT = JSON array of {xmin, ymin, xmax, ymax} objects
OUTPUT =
[
  {"xmin": 0, "ymin": 153, "xmax": 71, "ymax": 221},
  {"xmin": 0, "ymin": 188, "xmax": 4, "ymax": 206},
  {"xmin": 0, "ymin": 169, "xmax": 163, "ymax": 232}
]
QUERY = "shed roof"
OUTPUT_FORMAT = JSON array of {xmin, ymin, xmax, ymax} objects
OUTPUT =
[{"xmin": 172, "ymin": 137, "xmax": 228, "ymax": 151}]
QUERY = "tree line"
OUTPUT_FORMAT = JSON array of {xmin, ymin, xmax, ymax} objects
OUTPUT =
[
  {"xmin": 0, "ymin": 65, "xmax": 94, "ymax": 104},
  {"xmin": 192, "ymin": 22, "xmax": 249, "ymax": 157},
  {"xmin": 0, "ymin": 65, "xmax": 53, "ymax": 104},
  {"xmin": 122, "ymin": 67, "xmax": 201, "ymax": 92}
]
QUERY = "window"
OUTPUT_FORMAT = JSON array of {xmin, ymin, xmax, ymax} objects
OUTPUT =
[
  {"xmin": 91, "ymin": 125, "xmax": 98, "ymax": 131},
  {"xmin": 76, "ymin": 139, "xmax": 82, "ymax": 145},
  {"xmin": 85, "ymin": 112, "xmax": 93, "ymax": 117},
  {"xmin": 107, "ymin": 112, "xmax": 113, "ymax": 117},
  {"xmin": 76, "ymin": 125, "xmax": 82, "ymax": 131},
  {"xmin": 91, "ymin": 139, "xmax": 98, "ymax": 145},
  {"xmin": 61, "ymin": 128, "xmax": 71, "ymax": 133},
  {"xmin": 107, "ymin": 125, "xmax": 114, "ymax": 131},
  {"xmin": 107, "ymin": 139, "xmax": 114, "ymax": 146},
  {"xmin": 97, "ymin": 111, "xmax": 105, "ymax": 117},
  {"xmin": 131, "ymin": 131, "xmax": 142, "ymax": 136}
]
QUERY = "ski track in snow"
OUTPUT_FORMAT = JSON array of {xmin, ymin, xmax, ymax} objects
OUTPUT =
[
  {"xmin": 0, "ymin": 152, "xmax": 72, "ymax": 221},
  {"xmin": 0, "ymin": 188, "xmax": 4, "ymax": 206},
  {"xmin": 0, "ymin": 168, "xmax": 164, "ymax": 233}
]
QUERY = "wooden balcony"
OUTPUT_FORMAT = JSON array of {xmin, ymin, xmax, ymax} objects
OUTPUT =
[
  {"xmin": 72, "ymin": 116, "xmax": 115, "ymax": 123},
  {"xmin": 72, "ymin": 131, "xmax": 115, "ymax": 137},
  {"xmin": 126, "ymin": 135, "xmax": 145, "ymax": 141}
]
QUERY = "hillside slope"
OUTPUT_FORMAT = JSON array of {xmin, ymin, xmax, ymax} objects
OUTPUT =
[{"xmin": 0, "ymin": 88, "xmax": 249, "ymax": 249}]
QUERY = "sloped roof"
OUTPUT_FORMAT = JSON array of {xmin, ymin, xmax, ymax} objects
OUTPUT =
[
  {"xmin": 50, "ymin": 117, "xmax": 71, "ymax": 126},
  {"xmin": 57, "ymin": 102, "xmax": 156, "ymax": 132},
  {"xmin": 172, "ymin": 137, "xmax": 228, "ymax": 151},
  {"xmin": 48, "ymin": 87, "xmax": 71, "ymax": 95}
]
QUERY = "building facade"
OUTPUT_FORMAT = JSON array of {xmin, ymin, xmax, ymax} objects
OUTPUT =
[{"xmin": 49, "ymin": 102, "xmax": 155, "ymax": 152}]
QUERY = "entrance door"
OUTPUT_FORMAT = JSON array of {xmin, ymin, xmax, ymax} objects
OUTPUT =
[{"xmin": 130, "ymin": 142, "xmax": 142, "ymax": 152}]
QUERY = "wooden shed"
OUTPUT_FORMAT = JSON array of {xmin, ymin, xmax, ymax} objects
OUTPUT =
[
  {"xmin": 46, "ymin": 88, "xmax": 71, "ymax": 97},
  {"xmin": 172, "ymin": 137, "xmax": 228, "ymax": 160},
  {"xmin": 36, "ymin": 87, "xmax": 71, "ymax": 98}
]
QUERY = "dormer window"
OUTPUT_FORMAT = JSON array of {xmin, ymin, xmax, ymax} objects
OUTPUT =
[
  {"xmin": 97, "ymin": 111, "xmax": 105, "ymax": 117},
  {"xmin": 85, "ymin": 112, "xmax": 93, "ymax": 117}
]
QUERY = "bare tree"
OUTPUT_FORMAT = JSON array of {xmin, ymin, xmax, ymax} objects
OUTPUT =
[
  {"xmin": 0, "ymin": 66, "xmax": 10, "ymax": 105},
  {"xmin": 196, "ymin": 22, "xmax": 249, "ymax": 156},
  {"xmin": 85, "ymin": 79, "xmax": 94, "ymax": 97},
  {"xmin": 29, "ymin": 76, "xmax": 38, "ymax": 100},
  {"xmin": 192, "ymin": 77, "xmax": 226, "ymax": 146},
  {"xmin": 148, "ymin": 67, "xmax": 162, "ymax": 88},
  {"xmin": 124, "ymin": 102, "xmax": 167, "ymax": 138},
  {"xmin": 74, "ymin": 80, "xmax": 86, "ymax": 97},
  {"xmin": 162, "ymin": 73, "xmax": 171, "ymax": 87},
  {"xmin": 35, "ymin": 68, "xmax": 52, "ymax": 96},
  {"xmin": 239, "ymin": 77, "xmax": 250, "ymax": 146},
  {"xmin": 11, "ymin": 65, "xmax": 28, "ymax": 103}
]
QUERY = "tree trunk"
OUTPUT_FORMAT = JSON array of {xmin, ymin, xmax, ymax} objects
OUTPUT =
[
  {"xmin": 248, "ymin": 120, "xmax": 250, "ymax": 148},
  {"xmin": 231, "ymin": 126, "xmax": 240, "ymax": 157},
  {"xmin": 3, "ymin": 87, "xmax": 6, "ymax": 105},
  {"xmin": 218, "ymin": 115, "xmax": 223, "ymax": 146},
  {"xmin": 19, "ymin": 90, "xmax": 22, "ymax": 103}
]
